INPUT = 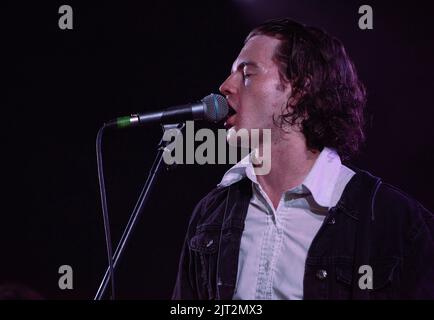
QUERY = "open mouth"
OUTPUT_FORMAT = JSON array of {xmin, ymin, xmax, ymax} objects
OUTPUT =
[
  {"xmin": 224, "ymin": 105, "xmax": 237, "ymax": 128},
  {"xmin": 227, "ymin": 105, "xmax": 237, "ymax": 117}
]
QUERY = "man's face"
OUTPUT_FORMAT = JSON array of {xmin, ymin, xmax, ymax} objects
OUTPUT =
[{"xmin": 219, "ymin": 35, "xmax": 293, "ymax": 139}]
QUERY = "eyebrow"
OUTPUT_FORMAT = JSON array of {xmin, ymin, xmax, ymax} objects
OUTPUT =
[{"xmin": 231, "ymin": 61, "xmax": 259, "ymax": 73}]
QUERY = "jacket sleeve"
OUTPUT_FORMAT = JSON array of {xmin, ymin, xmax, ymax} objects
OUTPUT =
[
  {"xmin": 171, "ymin": 195, "xmax": 207, "ymax": 300},
  {"xmin": 171, "ymin": 231, "xmax": 198, "ymax": 299},
  {"xmin": 400, "ymin": 201, "xmax": 434, "ymax": 299}
]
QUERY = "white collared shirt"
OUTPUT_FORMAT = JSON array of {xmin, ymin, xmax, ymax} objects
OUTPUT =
[{"xmin": 218, "ymin": 147, "xmax": 355, "ymax": 299}]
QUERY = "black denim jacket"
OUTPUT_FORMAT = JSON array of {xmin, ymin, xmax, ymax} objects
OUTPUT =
[{"xmin": 172, "ymin": 166, "xmax": 434, "ymax": 299}]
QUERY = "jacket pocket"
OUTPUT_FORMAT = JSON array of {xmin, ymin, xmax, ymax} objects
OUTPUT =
[
  {"xmin": 189, "ymin": 227, "xmax": 220, "ymax": 254},
  {"xmin": 188, "ymin": 226, "xmax": 221, "ymax": 299},
  {"xmin": 335, "ymin": 257, "xmax": 401, "ymax": 299}
]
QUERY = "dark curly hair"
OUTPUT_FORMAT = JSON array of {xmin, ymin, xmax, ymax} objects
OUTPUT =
[{"xmin": 246, "ymin": 18, "xmax": 367, "ymax": 160}]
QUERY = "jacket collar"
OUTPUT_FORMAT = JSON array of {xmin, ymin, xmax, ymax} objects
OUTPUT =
[{"xmin": 333, "ymin": 163, "xmax": 382, "ymax": 221}]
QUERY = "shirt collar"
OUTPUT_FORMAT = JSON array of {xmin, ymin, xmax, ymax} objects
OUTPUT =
[
  {"xmin": 217, "ymin": 147, "xmax": 343, "ymax": 208},
  {"xmin": 302, "ymin": 147, "xmax": 342, "ymax": 207},
  {"xmin": 217, "ymin": 152, "xmax": 255, "ymax": 188}
]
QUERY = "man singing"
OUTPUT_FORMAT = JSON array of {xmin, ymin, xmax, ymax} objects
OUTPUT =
[{"xmin": 172, "ymin": 18, "xmax": 434, "ymax": 299}]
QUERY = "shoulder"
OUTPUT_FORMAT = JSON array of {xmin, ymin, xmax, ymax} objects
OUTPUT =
[
  {"xmin": 185, "ymin": 183, "xmax": 232, "ymax": 234},
  {"xmin": 343, "ymin": 164, "xmax": 433, "ymax": 235},
  {"xmin": 186, "ymin": 178, "xmax": 252, "ymax": 233},
  {"xmin": 376, "ymin": 182, "xmax": 421, "ymax": 210},
  {"xmin": 374, "ymin": 180, "xmax": 434, "ymax": 238},
  {"xmin": 192, "ymin": 184, "xmax": 230, "ymax": 217},
  {"xmin": 345, "ymin": 163, "xmax": 429, "ymax": 215}
]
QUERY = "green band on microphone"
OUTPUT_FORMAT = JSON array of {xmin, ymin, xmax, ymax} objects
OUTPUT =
[{"xmin": 116, "ymin": 116, "xmax": 131, "ymax": 128}]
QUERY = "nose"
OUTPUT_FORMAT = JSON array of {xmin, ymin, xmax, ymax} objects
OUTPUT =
[{"xmin": 219, "ymin": 74, "xmax": 236, "ymax": 97}]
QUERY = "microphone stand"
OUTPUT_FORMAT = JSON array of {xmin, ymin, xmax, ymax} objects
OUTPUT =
[{"xmin": 94, "ymin": 122, "xmax": 185, "ymax": 300}]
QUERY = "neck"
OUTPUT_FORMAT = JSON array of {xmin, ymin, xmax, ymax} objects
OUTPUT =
[{"xmin": 255, "ymin": 130, "xmax": 320, "ymax": 209}]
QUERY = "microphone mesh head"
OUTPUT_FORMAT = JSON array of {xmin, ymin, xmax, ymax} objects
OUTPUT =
[{"xmin": 201, "ymin": 94, "xmax": 229, "ymax": 122}]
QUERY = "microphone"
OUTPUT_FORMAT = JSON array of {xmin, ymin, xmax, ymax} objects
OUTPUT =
[{"xmin": 106, "ymin": 93, "xmax": 228, "ymax": 128}]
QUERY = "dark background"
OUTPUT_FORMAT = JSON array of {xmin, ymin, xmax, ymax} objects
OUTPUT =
[{"xmin": 1, "ymin": 0, "xmax": 433, "ymax": 299}]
